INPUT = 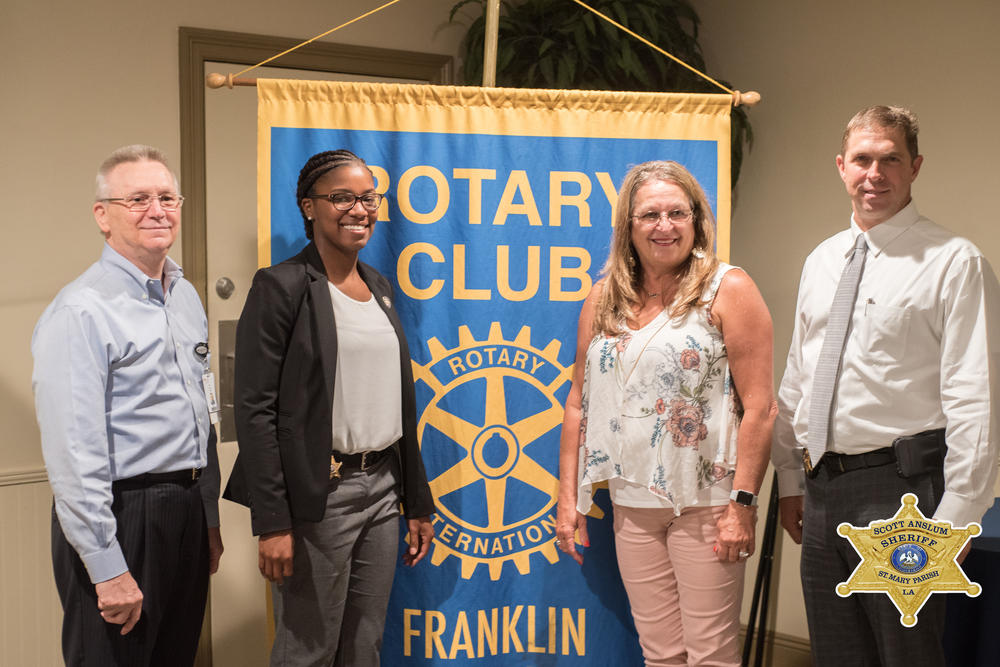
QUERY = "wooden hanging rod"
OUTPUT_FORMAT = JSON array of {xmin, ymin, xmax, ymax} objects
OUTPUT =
[{"xmin": 206, "ymin": 73, "xmax": 761, "ymax": 106}]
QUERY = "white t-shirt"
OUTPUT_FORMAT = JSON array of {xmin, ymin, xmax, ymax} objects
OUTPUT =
[{"xmin": 328, "ymin": 283, "xmax": 402, "ymax": 454}]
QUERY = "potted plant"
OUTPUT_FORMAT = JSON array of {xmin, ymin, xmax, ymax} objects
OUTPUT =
[{"xmin": 450, "ymin": 0, "xmax": 753, "ymax": 185}]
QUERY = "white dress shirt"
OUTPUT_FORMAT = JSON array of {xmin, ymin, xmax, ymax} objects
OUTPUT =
[{"xmin": 773, "ymin": 202, "xmax": 1000, "ymax": 527}]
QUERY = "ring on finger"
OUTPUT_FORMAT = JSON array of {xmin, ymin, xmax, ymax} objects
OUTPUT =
[{"xmin": 738, "ymin": 550, "xmax": 750, "ymax": 558}]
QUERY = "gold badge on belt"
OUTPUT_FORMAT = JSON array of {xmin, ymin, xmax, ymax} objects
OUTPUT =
[{"xmin": 836, "ymin": 493, "xmax": 981, "ymax": 626}]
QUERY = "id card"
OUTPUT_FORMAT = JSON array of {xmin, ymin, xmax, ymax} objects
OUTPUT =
[{"xmin": 202, "ymin": 371, "xmax": 220, "ymax": 425}]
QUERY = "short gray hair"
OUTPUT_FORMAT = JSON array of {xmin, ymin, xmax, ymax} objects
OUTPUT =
[{"xmin": 95, "ymin": 145, "xmax": 178, "ymax": 200}]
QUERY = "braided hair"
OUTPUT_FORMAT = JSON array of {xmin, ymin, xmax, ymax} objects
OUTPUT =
[{"xmin": 295, "ymin": 149, "xmax": 371, "ymax": 240}]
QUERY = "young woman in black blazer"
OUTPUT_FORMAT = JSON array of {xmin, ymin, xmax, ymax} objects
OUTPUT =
[{"xmin": 225, "ymin": 150, "xmax": 434, "ymax": 665}]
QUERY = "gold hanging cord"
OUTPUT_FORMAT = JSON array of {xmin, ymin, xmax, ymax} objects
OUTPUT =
[
  {"xmin": 206, "ymin": 0, "xmax": 760, "ymax": 106},
  {"xmin": 205, "ymin": 0, "xmax": 405, "ymax": 89},
  {"xmin": 568, "ymin": 0, "xmax": 759, "ymax": 106}
]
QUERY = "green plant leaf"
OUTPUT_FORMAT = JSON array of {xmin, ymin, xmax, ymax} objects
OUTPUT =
[
  {"xmin": 449, "ymin": 0, "xmax": 484, "ymax": 23},
  {"xmin": 539, "ymin": 55, "xmax": 556, "ymax": 86},
  {"xmin": 447, "ymin": 0, "xmax": 753, "ymax": 187},
  {"xmin": 558, "ymin": 52, "xmax": 577, "ymax": 88}
]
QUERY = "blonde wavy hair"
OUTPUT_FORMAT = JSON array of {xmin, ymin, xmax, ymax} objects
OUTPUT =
[{"xmin": 593, "ymin": 161, "xmax": 719, "ymax": 337}]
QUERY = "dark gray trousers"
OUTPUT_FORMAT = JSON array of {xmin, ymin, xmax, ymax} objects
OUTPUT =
[
  {"xmin": 52, "ymin": 479, "xmax": 209, "ymax": 667},
  {"xmin": 802, "ymin": 458, "xmax": 946, "ymax": 667},
  {"xmin": 269, "ymin": 455, "xmax": 401, "ymax": 667}
]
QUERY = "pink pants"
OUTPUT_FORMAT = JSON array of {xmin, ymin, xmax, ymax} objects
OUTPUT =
[{"xmin": 613, "ymin": 504, "xmax": 744, "ymax": 667}]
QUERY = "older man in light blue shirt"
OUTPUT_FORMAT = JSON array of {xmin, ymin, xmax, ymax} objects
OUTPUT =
[{"xmin": 32, "ymin": 145, "xmax": 222, "ymax": 666}]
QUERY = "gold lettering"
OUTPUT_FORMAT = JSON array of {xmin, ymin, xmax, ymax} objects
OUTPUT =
[
  {"xmin": 595, "ymin": 172, "xmax": 618, "ymax": 221},
  {"xmin": 403, "ymin": 608, "xmax": 421, "ymax": 656},
  {"xmin": 478, "ymin": 608, "xmax": 499, "ymax": 657},
  {"xmin": 527, "ymin": 606, "xmax": 545, "ymax": 653},
  {"xmin": 426, "ymin": 610, "xmax": 447, "ymax": 658},
  {"xmin": 454, "ymin": 245, "xmax": 492, "ymax": 300},
  {"xmin": 398, "ymin": 165, "xmax": 450, "ymax": 224},
  {"xmin": 397, "ymin": 243, "xmax": 444, "ymax": 300},
  {"xmin": 453, "ymin": 168, "xmax": 497, "ymax": 224},
  {"xmin": 497, "ymin": 245, "xmax": 541, "ymax": 301},
  {"xmin": 503, "ymin": 605, "xmax": 524, "ymax": 653},
  {"xmin": 549, "ymin": 247, "xmax": 592, "ymax": 301},
  {"xmin": 549, "ymin": 171, "xmax": 592, "ymax": 227},
  {"xmin": 493, "ymin": 171, "xmax": 543, "ymax": 226},
  {"xmin": 562, "ymin": 608, "xmax": 585, "ymax": 656},
  {"xmin": 548, "ymin": 606, "xmax": 557, "ymax": 654},
  {"xmin": 449, "ymin": 611, "xmax": 475, "ymax": 659}
]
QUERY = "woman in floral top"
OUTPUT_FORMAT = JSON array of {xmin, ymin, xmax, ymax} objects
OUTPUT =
[{"xmin": 556, "ymin": 161, "xmax": 775, "ymax": 666}]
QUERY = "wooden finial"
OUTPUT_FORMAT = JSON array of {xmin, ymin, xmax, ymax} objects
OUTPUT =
[
  {"xmin": 206, "ymin": 73, "xmax": 234, "ymax": 89},
  {"xmin": 732, "ymin": 90, "xmax": 762, "ymax": 107}
]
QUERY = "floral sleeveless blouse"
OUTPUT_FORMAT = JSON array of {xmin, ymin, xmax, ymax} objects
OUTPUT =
[{"xmin": 576, "ymin": 264, "xmax": 742, "ymax": 515}]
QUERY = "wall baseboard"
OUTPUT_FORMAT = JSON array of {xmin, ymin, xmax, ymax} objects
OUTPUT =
[
  {"xmin": 741, "ymin": 627, "xmax": 812, "ymax": 667},
  {"xmin": 0, "ymin": 478, "xmax": 63, "ymax": 664}
]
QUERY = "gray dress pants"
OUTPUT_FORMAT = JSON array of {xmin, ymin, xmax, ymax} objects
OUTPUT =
[
  {"xmin": 801, "ymin": 458, "xmax": 946, "ymax": 667},
  {"xmin": 270, "ymin": 455, "xmax": 401, "ymax": 667}
]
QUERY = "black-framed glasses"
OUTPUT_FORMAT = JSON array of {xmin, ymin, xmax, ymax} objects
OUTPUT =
[
  {"xmin": 309, "ymin": 191, "xmax": 383, "ymax": 212},
  {"xmin": 632, "ymin": 208, "xmax": 694, "ymax": 226},
  {"xmin": 100, "ymin": 193, "xmax": 185, "ymax": 212}
]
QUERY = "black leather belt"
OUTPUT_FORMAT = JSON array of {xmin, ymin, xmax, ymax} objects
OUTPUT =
[
  {"xmin": 816, "ymin": 447, "xmax": 896, "ymax": 477},
  {"xmin": 113, "ymin": 468, "xmax": 201, "ymax": 490},
  {"xmin": 330, "ymin": 447, "xmax": 392, "ymax": 479}
]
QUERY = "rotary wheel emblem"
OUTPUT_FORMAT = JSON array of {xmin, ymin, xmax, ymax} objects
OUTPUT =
[{"xmin": 412, "ymin": 322, "xmax": 572, "ymax": 579}]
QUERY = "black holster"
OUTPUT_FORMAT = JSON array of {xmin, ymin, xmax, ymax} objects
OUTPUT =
[{"xmin": 892, "ymin": 428, "xmax": 947, "ymax": 478}]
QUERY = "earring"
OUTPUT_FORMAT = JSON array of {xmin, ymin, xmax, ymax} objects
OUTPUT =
[
  {"xmin": 692, "ymin": 248, "xmax": 705, "ymax": 259},
  {"xmin": 307, "ymin": 217, "xmax": 314, "ymax": 222}
]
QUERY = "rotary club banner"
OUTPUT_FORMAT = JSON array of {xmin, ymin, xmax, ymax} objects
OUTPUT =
[{"xmin": 257, "ymin": 78, "xmax": 731, "ymax": 665}]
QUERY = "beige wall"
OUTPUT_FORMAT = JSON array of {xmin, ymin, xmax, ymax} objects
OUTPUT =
[
  {"xmin": 695, "ymin": 0, "xmax": 1000, "ymax": 650},
  {"xmin": 1, "ymin": 0, "xmax": 468, "ymax": 473},
  {"xmin": 0, "ymin": 1, "xmax": 467, "ymax": 664}
]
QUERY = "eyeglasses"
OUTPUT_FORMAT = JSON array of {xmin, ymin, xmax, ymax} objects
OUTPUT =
[
  {"xmin": 101, "ymin": 193, "xmax": 185, "ymax": 212},
  {"xmin": 308, "ymin": 191, "xmax": 383, "ymax": 212},
  {"xmin": 633, "ymin": 209, "xmax": 694, "ymax": 226}
]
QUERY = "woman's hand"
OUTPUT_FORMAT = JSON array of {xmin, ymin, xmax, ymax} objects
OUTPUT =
[
  {"xmin": 714, "ymin": 503, "xmax": 756, "ymax": 562},
  {"xmin": 556, "ymin": 499, "xmax": 590, "ymax": 565},
  {"xmin": 259, "ymin": 529, "xmax": 294, "ymax": 584},
  {"xmin": 403, "ymin": 516, "xmax": 434, "ymax": 566}
]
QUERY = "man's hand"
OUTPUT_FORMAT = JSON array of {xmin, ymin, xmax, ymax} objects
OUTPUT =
[
  {"xmin": 779, "ymin": 495, "xmax": 804, "ymax": 544},
  {"xmin": 403, "ymin": 516, "xmax": 434, "ymax": 566},
  {"xmin": 95, "ymin": 571, "xmax": 143, "ymax": 635},
  {"xmin": 208, "ymin": 526, "xmax": 224, "ymax": 574},
  {"xmin": 259, "ymin": 530, "xmax": 294, "ymax": 584}
]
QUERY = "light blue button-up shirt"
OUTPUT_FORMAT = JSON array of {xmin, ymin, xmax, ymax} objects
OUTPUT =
[{"xmin": 32, "ymin": 244, "xmax": 212, "ymax": 583}]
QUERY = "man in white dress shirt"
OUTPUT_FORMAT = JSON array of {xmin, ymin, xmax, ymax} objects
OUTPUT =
[{"xmin": 772, "ymin": 105, "xmax": 1000, "ymax": 665}]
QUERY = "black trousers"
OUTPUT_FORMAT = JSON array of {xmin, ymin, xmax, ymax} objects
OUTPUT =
[
  {"xmin": 802, "ymin": 459, "xmax": 946, "ymax": 667},
  {"xmin": 51, "ymin": 478, "xmax": 209, "ymax": 667}
]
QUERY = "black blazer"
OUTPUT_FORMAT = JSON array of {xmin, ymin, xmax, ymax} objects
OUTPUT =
[{"xmin": 223, "ymin": 242, "xmax": 435, "ymax": 536}]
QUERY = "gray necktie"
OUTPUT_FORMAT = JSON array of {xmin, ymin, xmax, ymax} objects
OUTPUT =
[{"xmin": 807, "ymin": 233, "xmax": 868, "ymax": 466}]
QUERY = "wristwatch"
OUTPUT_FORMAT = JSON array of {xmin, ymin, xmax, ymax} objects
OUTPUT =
[{"xmin": 730, "ymin": 489, "xmax": 758, "ymax": 507}]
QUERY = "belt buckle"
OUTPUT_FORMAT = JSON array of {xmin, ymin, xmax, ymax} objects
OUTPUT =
[
  {"xmin": 360, "ymin": 451, "xmax": 370, "ymax": 471},
  {"xmin": 191, "ymin": 468, "xmax": 198, "ymax": 481},
  {"xmin": 330, "ymin": 454, "xmax": 342, "ymax": 480},
  {"xmin": 802, "ymin": 449, "xmax": 814, "ymax": 476}
]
